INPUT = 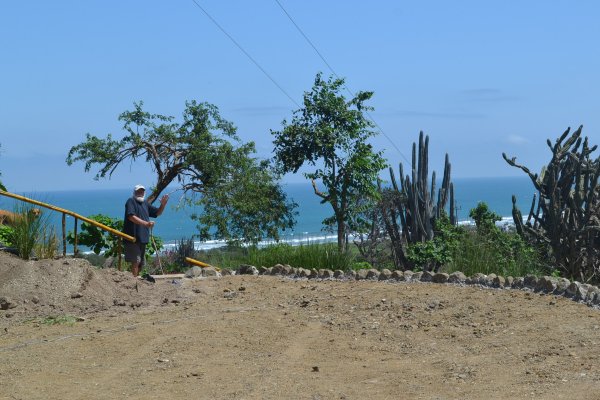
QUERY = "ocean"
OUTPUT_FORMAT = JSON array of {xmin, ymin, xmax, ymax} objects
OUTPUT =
[{"xmin": 0, "ymin": 177, "xmax": 536, "ymax": 251}]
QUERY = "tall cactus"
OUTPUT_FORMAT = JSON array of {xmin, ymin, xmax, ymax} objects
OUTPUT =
[
  {"xmin": 503, "ymin": 126, "xmax": 600, "ymax": 281},
  {"xmin": 379, "ymin": 131, "xmax": 455, "ymax": 270}
]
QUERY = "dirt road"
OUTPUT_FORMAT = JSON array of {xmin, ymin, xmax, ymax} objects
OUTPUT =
[{"xmin": 1, "ymin": 253, "xmax": 599, "ymax": 399}]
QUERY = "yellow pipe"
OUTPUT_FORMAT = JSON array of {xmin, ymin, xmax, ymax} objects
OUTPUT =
[
  {"xmin": 185, "ymin": 257, "xmax": 219, "ymax": 271},
  {"xmin": 0, "ymin": 190, "xmax": 135, "ymax": 243}
]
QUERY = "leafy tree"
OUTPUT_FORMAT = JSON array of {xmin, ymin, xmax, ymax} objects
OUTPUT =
[
  {"xmin": 66, "ymin": 101, "xmax": 296, "ymax": 244},
  {"xmin": 272, "ymin": 73, "xmax": 387, "ymax": 252}
]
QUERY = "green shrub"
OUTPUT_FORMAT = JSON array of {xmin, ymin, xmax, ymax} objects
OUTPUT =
[
  {"xmin": 0, "ymin": 224, "xmax": 14, "ymax": 246},
  {"xmin": 442, "ymin": 202, "xmax": 543, "ymax": 277},
  {"xmin": 11, "ymin": 204, "xmax": 48, "ymax": 260}
]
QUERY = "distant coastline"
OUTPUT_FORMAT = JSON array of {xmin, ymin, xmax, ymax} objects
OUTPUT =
[{"xmin": 0, "ymin": 176, "xmax": 535, "ymax": 251}]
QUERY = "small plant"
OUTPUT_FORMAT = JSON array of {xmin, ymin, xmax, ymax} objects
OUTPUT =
[
  {"xmin": 34, "ymin": 227, "xmax": 59, "ymax": 259},
  {"xmin": 11, "ymin": 203, "xmax": 47, "ymax": 260},
  {"xmin": 351, "ymin": 261, "xmax": 372, "ymax": 270},
  {"xmin": 41, "ymin": 315, "xmax": 81, "ymax": 326}
]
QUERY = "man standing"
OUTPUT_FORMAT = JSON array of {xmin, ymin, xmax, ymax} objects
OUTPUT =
[{"xmin": 123, "ymin": 184, "xmax": 169, "ymax": 277}]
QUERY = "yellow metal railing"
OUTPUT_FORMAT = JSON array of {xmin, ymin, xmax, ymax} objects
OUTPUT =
[{"xmin": 0, "ymin": 190, "xmax": 135, "ymax": 269}]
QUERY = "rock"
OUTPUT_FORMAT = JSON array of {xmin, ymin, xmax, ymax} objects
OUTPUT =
[
  {"xmin": 31, "ymin": 296, "xmax": 40, "ymax": 304},
  {"xmin": 185, "ymin": 266, "xmax": 203, "ymax": 278},
  {"xmin": 113, "ymin": 299, "xmax": 126, "ymax": 307},
  {"xmin": 492, "ymin": 275, "xmax": 506, "ymax": 288},
  {"xmin": 334, "ymin": 270, "xmax": 345, "ymax": 279},
  {"xmin": 576, "ymin": 284, "xmax": 593, "ymax": 301},
  {"xmin": 281, "ymin": 265, "xmax": 293, "ymax": 275},
  {"xmin": 511, "ymin": 277, "xmax": 524, "ymax": 289},
  {"xmin": 319, "ymin": 269, "xmax": 334, "ymax": 279},
  {"xmin": 356, "ymin": 269, "xmax": 369, "ymax": 280},
  {"xmin": 523, "ymin": 275, "xmax": 539, "ymax": 289},
  {"xmin": 378, "ymin": 269, "xmax": 392, "ymax": 281},
  {"xmin": 366, "ymin": 269, "xmax": 380, "ymax": 280},
  {"xmin": 272, "ymin": 264, "xmax": 285, "ymax": 274},
  {"xmin": 554, "ymin": 278, "xmax": 571, "ymax": 294},
  {"xmin": 185, "ymin": 266, "xmax": 221, "ymax": 278},
  {"xmin": 346, "ymin": 270, "xmax": 357, "ymax": 280},
  {"xmin": 403, "ymin": 270, "xmax": 415, "ymax": 281},
  {"xmin": 220, "ymin": 268, "xmax": 234, "ymax": 276},
  {"xmin": 420, "ymin": 271, "xmax": 433, "ymax": 282},
  {"xmin": 505, "ymin": 276, "xmax": 514, "ymax": 287},
  {"xmin": 308, "ymin": 269, "xmax": 319, "ymax": 279},
  {"xmin": 585, "ymin": 287, "xmax": 600, "ymax": 305},
  {"xmin": 0, "ymin": 297, "xmax": 16, "ymax": 310},
  {"xmin": 469, "ymin": 273, "xmax": 488, "ymax": 285},
  {"xmin": 238, "ymin": 264, "xmax": 259, "ymax": 275},
  {"xmin": 432, "ymin": 273, "xmax": 449, "ymax": 284},
  {"xmin": 566, "ymin": 282, "xmax": 581, "ymax": 298},
  {"xmin": 103, "ymin": 256, "xmax": 115, "ymax": 269},
  {"xmin": 390, "ymin": 270, "xmax": 404, "ymax": 280},
  {"xmin": 202, "ymin": 267, "xmax": 221, "ymax": 278},
  {"xmin": 536, "ymin": 276, "xmax": 557, "ymax": 293},
  {"xmin": 448, "ymin": 271, "xmax": 467, "ymax": 284},
  {"xmin": 70, "ymin": 292, "xmax": 83, "ymax": 299}
]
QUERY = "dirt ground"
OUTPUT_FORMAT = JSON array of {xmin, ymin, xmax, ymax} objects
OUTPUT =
[{"xmin": 1, "ymin": 251, "xmax": 600, "ymax": 400}]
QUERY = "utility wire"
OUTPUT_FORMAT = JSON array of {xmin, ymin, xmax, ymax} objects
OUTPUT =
[
  {"xmin": 274, "ymin": 0, "xmax": 410, "ymax": 164},
  {"xmin": 190, "ymin": 0, "xmax": 301, "ymax": 108}
]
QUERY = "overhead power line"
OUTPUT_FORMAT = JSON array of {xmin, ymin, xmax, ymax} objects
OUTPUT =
[
  {"xmin": 190, "ymin": 0, "xmax": 301, "ymax": 108},
  {"xmin": 274, "ymin": 0, "xmax": 410, "ymax": 164}
]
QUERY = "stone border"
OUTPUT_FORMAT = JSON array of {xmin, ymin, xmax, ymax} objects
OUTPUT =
[{"xmin": 233, "ymin": 264, "xmax": 600, "ymax": 309}]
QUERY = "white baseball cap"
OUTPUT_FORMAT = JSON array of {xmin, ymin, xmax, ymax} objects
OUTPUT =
[{"xmin": 134, "ymin": 184, "xmax": 145, "ymax": 191}]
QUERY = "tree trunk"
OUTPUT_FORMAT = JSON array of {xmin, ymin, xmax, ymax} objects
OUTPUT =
[{"xmin": 337, "ymin": 221, "xmax": 347, "ymax": 253}]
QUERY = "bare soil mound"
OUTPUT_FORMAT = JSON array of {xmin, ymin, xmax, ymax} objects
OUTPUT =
[
  {"xmin": 0, "ymin": 252, "xmax": 188, "ymax": 322},
  {"xmin": 1, "ymin": 251, "xmax": 600, "ymax": 399}
]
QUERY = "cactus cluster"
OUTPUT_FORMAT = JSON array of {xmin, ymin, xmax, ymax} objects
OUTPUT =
[
  {"xmin": 377, "ymin": 131, "xmax": 456, "ymax": 270},
  {"xmin": 503, "ymin": 126, "xmax": 600, "ymax": 282}
]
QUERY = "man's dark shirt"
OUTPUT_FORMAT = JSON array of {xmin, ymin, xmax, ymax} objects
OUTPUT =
[{"xmin": 123, "ymin": 197, "xmax": 159, "ymax": 244}]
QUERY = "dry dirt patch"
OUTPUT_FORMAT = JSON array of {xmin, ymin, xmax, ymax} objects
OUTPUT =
[{"xmin": 1, "ymin": 252, "xmax": 600, "ymax": 399}]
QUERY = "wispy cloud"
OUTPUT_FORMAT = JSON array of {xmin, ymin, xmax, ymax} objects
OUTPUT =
[
  {"xmin": 462, "ymin": 88, "xmax": 521, "ymax": 102},
  {"xmin": 507, "ymin": 134, "xmax": 529, "ymax": 145}
]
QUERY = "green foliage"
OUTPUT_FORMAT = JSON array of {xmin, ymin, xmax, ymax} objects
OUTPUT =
[
  {"xmin": 0, "ymin": 224, "xmax": 14, "ymax": 246},
  {"xmin": 351, "ymin": 261, "xmax": 373, "ymax": 270},
  {"xmin": 444, "ymin": 203, "xmax": 543, "ymax": 277},
  {"xmin": 193, "ymin": 157, "xmax": 297, "ymax": 245},
  {"xmin": 272, "ymin": 73, "xmax": 387, "ymax": 252},
  {"xmin": 11, "ymin": 204, "xmax": 48, "ymax": 260},
  {"xmin": 469, "ymin": 202, "xmax": 501, "ymax": 234},
  {"xmin": 67, "ymin": 100, "xmax": 296, "ymax": 245},
  {"xmin": 191, "ymin": 242, "xmax": 355, "ymax": 271},
  {"xmin": 67, "ymin": 214, "xmax": 123, "ymax": 256},
  {"xmin": 246, "ymin": 243, "xmax": 355, "ymax": 271},
  {"xmin": 406, "ymin": 215, "xmax": 461, "ymax": 271}
]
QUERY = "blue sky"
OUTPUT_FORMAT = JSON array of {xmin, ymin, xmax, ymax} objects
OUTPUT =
[{"xmin": 1, "ymin": 0, "xmax": 598, "ymax": 192}]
